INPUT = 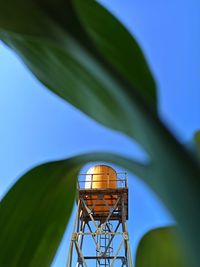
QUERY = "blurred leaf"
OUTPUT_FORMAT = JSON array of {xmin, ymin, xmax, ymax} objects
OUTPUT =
[
  {"xmin": 0, "ymin": 1, "xmax": 200, "ymax": 267},
  {"xmin": 0, "ymin": 0, "xmax": 156, "ymax": 153},
  {"xmin": 135, "ymin": 227, "xmax": 187, "ymax": 267},
  {"xmin": 0, "ymin": 153, "xmax": 146, "ymax": 267},
  {"xmin": 74, "ymin": 0, "xmax": 157, "ymax": 107},
  {"xmin": 0, "ymin": 161, "xmax": 77, "ymax": 267},
  {"xmin": 194, "ymin": 130, "xmax": 200, "ymax": 156}
]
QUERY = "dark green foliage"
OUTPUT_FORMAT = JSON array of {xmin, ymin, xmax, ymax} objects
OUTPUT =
[
  {"xmin": 194, "ymin": 130, "xmax": 200, "ymax": 157},
  {"xmin": 0, "ymin": 160, "xmax": 77, "ymax": 267},
  {"xmin": 135, "ymin": 227, "xmax": 187, "ymax": 267}
]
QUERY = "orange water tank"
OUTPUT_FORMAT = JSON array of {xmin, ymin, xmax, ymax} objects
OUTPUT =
[{"xmin": 85, "ymin": 165, "xmax": 117, "ymax": 215}]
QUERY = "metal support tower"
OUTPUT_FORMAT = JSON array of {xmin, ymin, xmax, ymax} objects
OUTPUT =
[{"xmin": 66, "ymin": 172, "xmax": 133, "ymax": 267}]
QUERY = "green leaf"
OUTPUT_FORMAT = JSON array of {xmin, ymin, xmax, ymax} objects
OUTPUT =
[
  {"xmin": 135, "ymin": 227, "xmax": 187, "ymax": 267},
  {"xmin": 194, "ymin": 130, "xmax": 200, "ymax": 156},
  {"xmin": 74, "ymin": 0, "xmax": 157, "ymax": 107},
  {"xmin": 0, "ymin": 0, "xmax": 156, "ymax": 153},
  {"xmin": 0, "ymin": 161, "xmax": 77, "ymax": 267},
  {"xmin": 0, "ymin": 153, "xmax": 146, "ymax": 267}
]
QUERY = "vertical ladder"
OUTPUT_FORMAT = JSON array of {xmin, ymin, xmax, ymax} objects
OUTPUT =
[{"xmin": 96, "ymin": 223, "xmax": 113, "ymax": 267}]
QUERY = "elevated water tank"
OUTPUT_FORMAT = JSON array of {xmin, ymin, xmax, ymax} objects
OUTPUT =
[{"xmin": 85, "ymin": 165, "xmax": 117, "ymax": 215}]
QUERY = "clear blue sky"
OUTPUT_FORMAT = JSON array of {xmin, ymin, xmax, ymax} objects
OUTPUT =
[{"xmin": 0, "ymin": 0, "xmax": 199, "ymax": 266}]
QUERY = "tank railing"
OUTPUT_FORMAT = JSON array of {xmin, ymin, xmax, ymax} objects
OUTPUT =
[{"xmin": 77, "ymin": 172, "xmax": 128, "ymax": 190}]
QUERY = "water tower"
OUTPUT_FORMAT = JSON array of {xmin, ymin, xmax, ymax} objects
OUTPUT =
[{"xmin": 66, "ymin": 165, "xmax": 132, "ymax": 266}]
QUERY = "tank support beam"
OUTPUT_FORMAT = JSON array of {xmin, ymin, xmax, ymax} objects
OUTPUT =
[{"xmin": 66, "ymin": 185, "xmax": 132, "ymax": 266}]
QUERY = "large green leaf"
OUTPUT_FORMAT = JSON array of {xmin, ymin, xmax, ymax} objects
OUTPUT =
[
  {"xmin": 0, "ymin": 153, "xmax": 146, "ymax": 267},
  {"xmin": 33, "ymin": 0, "xmax": 157, "ymax": 108},
  {"xmin": 135, "ymin": 227, "xmax": 187, "ymax": 267},
  {"xmin": 0, "ymin": 0, "xmax": 156, "ymax": 153},
  {"xmin": 194, "ymin": 130, "xmax": 200, "ymax": 157},
  {"xmin": 74, "ymin": 0, "xmax": 157, "ymax": 107},
  {"xmin": 0, "ymin": 161, "xmax": 77, "ymax": 267},
  {"xmin": 0, "ymin": 0, "xmax": 200, "ymax": 266}
]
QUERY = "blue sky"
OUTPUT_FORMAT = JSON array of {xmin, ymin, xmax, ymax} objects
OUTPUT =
[{"xmin": 0, "ymin": 0, "xmax": 199, "ymax": 266}]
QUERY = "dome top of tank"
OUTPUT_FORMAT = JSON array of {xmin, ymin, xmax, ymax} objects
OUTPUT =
[
  {"xmin": 87, "ymin": 164, "xmax": 116, "ymax": 173},
  {"xmin": 85, "ymin": 164, "xmax": 117, "ymax": 190}
]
